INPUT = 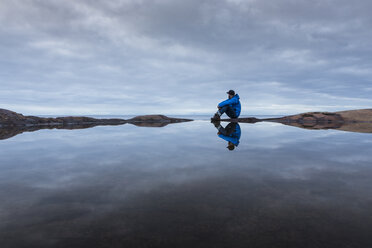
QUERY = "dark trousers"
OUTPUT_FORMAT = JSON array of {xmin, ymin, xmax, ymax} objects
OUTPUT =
[
  {"xmin": 218, "ymin": 122, "xmax": 237, "ymax": 136},
  {"xmin": 219, "ymin": 105, "xmax": 237, "ymax": 118}
]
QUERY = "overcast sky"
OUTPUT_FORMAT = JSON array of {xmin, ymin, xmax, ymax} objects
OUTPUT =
[{"xmin": 1, "ymin": 0, "xmax": 372, "ymax": 115}]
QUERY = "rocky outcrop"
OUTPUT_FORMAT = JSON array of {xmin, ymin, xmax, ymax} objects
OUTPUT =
[
  {"xmin": 0, "ymin": 109, "xmax": 193, "ymax": 140},
  {"xmin": 266, "ymin": 112, "xmax": 344, "ymax": 129},
  {"xmin": 218, "ymin": 109, "xmax": 372, "ymax": 133},
  {"xmin": 128, "ymin": 115, "xmax": 192, "ymax": 124},
  {"xmin": 265, "ymin": 109, "xmax": 372, "ymax": 133},
  {"xmin": 336, "ymin": 109, "xmax": 372, "ymax": 122},
  {"xmin": 0, "ymin": 109, "xmax": 192, "ymax": 128},
  {"xmin": 0, "ymin": 109, "xmax": 126, "ymax": 127}
]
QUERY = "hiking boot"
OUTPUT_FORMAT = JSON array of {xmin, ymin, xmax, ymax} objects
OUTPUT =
[{"xmin": 211, "ymin": 113, "xmax": 220, "ymax": 122}]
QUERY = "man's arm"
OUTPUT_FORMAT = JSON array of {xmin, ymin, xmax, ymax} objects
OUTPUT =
[{"xmin": 218, "ymin": 97, "xmax": 238, "ymax": 108}]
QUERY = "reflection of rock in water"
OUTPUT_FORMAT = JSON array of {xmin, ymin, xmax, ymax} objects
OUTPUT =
[
  {"xmin": 0, "ymin": 124, "xmax": 120, "ymax": 140},
  {"xmin": 130, "ymin": 122, "xmax": 169, "ymax": 127},
  {"xmin": 220, "ymin": 117, "xmax": 260, "ymax": 123},
  {"xmin": 277, "ymin": 120, "xmax": 372, "ymax": 133},
  {"xmin": 336, "ymin": 123, "xmax": 372, "ymax": 133}
]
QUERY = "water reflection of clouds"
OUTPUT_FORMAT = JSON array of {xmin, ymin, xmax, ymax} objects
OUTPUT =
[
  {"xmin": 1, "ymin": 121, "xmax": 371, "ymax": 185},
  {"xmin": 1, "ymin": 121, "xmax": 372, "ymax": 246},
  {"xmin": 239, "ymin": 122, "xmax": 342, "ymax": 149}
]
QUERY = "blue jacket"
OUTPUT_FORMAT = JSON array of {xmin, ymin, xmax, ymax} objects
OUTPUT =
[
  {"xmin": 218, "ymin": 123, "xmax": 241, "ymax": 146},
  {"xmin": 218, "ymin": 94, "xmax": 241, "ymax": 117}
]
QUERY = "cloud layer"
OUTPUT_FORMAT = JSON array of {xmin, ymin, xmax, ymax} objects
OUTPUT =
[{"xmin": 1, "ymin": 0, "xmax": 372, "ymax": 115}]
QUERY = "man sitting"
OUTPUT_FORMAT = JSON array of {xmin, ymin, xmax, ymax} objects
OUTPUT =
[{"xmin": 211, "ymin": 90, "xmax": 241, "ymax": 121}]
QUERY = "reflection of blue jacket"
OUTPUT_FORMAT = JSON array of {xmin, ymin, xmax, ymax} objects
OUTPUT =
[
  {"xmin": 218, "ymin": 123, "xmax": 241, "ymax": 146},
  {"xmin": 218, "ymin": 94, "xmax": 241, "ymax": 117}
]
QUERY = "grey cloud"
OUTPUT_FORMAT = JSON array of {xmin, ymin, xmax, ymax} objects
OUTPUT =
[{"xmin": 0, "ymin": 0, "xmax": 371, "ymax": 115}]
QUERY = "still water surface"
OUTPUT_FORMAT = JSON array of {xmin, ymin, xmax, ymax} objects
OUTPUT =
[{"xmin": 0, "ymin": 119, "xmax": 372, "ymax": 247}]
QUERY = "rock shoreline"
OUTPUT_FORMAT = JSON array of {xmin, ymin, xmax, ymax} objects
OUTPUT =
[
  {"xmin": 0, "ymin": 109, "xmax": 192, "ymax": 128},
  {"xmin": 2, "ymin": 108, "xmax": 372, "ymax": 140},
  {"xmin": 0, "ymin": 108, "xmax": 193, "ymax": 140},
  {"xmin": 220, "ymin": 109, "xmax": 372, "ymax": 133}
]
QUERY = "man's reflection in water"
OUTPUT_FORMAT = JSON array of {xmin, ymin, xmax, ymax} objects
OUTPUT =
[{"xmin": 214, "ymin": 122, "xmax": 241, "ymax": 150}]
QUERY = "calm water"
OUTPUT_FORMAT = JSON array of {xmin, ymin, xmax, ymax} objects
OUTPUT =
[{"xmin": 1, "ymin": 119, "xmax": 372, "ymax": 248}]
